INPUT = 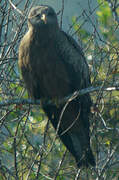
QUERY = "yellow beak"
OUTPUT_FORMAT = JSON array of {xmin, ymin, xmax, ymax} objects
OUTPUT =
[{"xmin": 41, "ymin": 14, "xmax": 47, "ymax": 24}]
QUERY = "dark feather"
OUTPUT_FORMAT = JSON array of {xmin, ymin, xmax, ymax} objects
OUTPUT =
[{"xmin": 18, "ymin": 5, "xmax": 95, "ymax": 167}]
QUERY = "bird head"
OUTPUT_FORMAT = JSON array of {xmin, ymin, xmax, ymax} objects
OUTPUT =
[{"xmin": 28, "ymin": 5, "xmax": 59, "ymax": 31}]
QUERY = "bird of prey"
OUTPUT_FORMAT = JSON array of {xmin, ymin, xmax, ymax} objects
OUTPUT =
[{"xmin": 18, "ymin": 5, "xmax": 95, "ymax": 167}]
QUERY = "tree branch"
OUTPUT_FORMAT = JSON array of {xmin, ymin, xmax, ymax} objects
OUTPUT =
[
  {"xmin": 0, "ymin": 86, "xmax": 119, "ymax": 107},
  {"xmin": 106, "ymin": 0, "xmax": 119, "ymax": 23}
]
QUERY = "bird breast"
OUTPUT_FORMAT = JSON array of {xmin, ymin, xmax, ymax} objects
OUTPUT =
[{"xmin": 19, "ymin": 30, "xmax": 71, "ymax": 99}]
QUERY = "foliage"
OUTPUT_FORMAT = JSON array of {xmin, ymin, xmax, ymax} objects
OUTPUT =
[{"xmin": 0, "ymin": 0, "xmax": 119, "ymax": 179}]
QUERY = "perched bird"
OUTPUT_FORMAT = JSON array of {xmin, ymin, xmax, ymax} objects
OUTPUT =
[{"xmin": 18, "ymin": 5, "xmax": 95, "ymax": 167}]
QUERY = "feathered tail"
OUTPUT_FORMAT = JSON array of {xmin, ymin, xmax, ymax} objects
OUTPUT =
[{"xmin": 43, "ymin": 99, "xmax": 95, "ymax": 168}]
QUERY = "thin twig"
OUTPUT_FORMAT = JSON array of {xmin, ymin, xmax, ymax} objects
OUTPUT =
[
  {"xmin": 54, "ymin": 150, "xmax": 67, "ymax": 180},
  {"xmin": 0, "ymin": 86, "xmax": 119, "ymax": 107},
  {"xmin": 8, "ymin": 0, "xmax": 25, "ymax": 17}
]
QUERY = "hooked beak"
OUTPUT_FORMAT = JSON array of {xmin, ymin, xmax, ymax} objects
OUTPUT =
[{"xmin": 41, "ymin": 14, "xmax": 47, "ymax": 24}]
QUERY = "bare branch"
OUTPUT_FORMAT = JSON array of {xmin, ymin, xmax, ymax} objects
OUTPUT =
[
  {"xmin": 8, "ymin": 0, "xmax": 25, "ymax": 17},
  {"xmin": 0, "ymin": 85, "xmax": 118, "ymax": 107}
]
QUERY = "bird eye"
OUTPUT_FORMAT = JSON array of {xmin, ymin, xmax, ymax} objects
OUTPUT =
[{"xmin": 36, "ymin": 14, "xmax": 41, "ymax": 18}]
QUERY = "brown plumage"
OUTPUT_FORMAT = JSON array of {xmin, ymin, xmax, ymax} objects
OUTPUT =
[{"xmin": 18, "ymin": 5, "xmax": 95, "ymax": 167}]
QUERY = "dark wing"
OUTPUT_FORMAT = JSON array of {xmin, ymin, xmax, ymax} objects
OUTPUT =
[
  {"xmin": 44, "ymin": 31, "xmax": 95, "ymax": 167},
  {"xmin": 55, "ymin": 31, "xmax": 91, "ymax": 91},
  {"xmin": 19, "ymin": 25, "xmax": 95, "ymax": 167}
]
